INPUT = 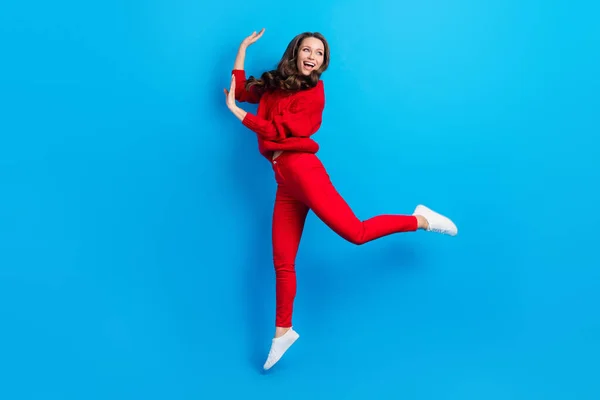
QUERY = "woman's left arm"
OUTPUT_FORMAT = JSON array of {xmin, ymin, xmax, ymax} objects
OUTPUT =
[
  {"xmin": 226, "ymin": 76, "xmax": 325, "ymax": 141},
  {"xmin": 242, "ymin": 96, "xmax": 324, "ymax": 141}
]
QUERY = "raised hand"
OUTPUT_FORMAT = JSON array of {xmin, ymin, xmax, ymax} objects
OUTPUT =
[
  {"xmin": 224, "ymin": 74, "xmax": 236, "ymax": 110},
  {"xmin": 223, "ymin": 74, "xmax": 247, "ymax": 122},
  {"xmin": 240, "ymin": 28, "xmax": 265, "ymax": 50}
]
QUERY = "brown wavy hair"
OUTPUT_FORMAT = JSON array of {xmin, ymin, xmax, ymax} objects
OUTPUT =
[{"xmin": 246, "ymin": 32, "xmax": 330, "ymax": 93}]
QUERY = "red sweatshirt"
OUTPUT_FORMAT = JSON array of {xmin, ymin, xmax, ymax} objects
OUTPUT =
[{"xmin": 232, "ymin": 69, "xmax": 324, "ymax": 159}]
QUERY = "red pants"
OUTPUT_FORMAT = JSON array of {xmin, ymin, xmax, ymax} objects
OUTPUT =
[{"xmin": 271, "ymin": 152, "xmax": 418, "ymax": 327}]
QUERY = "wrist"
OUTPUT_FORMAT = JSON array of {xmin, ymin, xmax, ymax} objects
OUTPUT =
[
  {"xmin": 228, "ymin": 104, "xmax": 246, "ymax": 121},
  {"xmin": 236, "ymin": 106, "xmax": 247, "ymax": 121}
]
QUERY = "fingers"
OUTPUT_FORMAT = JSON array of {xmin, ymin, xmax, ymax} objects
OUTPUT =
[
  {"xmin": 245, "ymin": 28, "xmax": 265, "ymax": 44},
  {"xmin": 229, "ymin": 76, "xmax": 236, "ymax": 98},
  {"xmin": 254, "ymin": 28, "xmax": 265, "ymax": 42},
  {"xmin": 251, "ymin": 28, "xmax": 264, "ymax": 40},
  {"xmin": 251, "ymin": 28, "xmax": 264, "ymax": 38},
  {"xmin": 224, "ymin": 75, "xmax": 236, "ymax": 107}
]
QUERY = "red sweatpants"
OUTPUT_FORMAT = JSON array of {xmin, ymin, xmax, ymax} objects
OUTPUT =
[{"xmin": 271, "ymin": 152, "xmax": 418, "ymax": 327}]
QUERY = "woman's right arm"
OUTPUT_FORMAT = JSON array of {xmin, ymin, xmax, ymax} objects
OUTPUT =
[
  {"xmin": 233, "ymin": 46, "xmax": 247, "ymax": 70},
  {"xmin": 231, "ymin": 29, "xmax": 265, "ymax": 103}
]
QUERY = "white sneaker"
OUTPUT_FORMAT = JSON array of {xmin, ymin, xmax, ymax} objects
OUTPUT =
[
  {"xmin": 263, "ymin": 328, "xmax": 300, "ymax": 370},
  {"xmin": 413, "ymin": 204, "xmax": 458, "ymax": 236}
]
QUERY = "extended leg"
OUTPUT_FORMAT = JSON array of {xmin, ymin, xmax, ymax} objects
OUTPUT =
[
  {"xmin": 292, "ymin": 161, "xmax": 418, "ymax": 245},
  {"xmin": 289, "ymin": 157, "xmax": 457, "ymax": 244}
]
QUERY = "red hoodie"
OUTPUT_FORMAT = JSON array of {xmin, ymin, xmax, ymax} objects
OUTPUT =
[{"xmin": 232, "ymin": 69, "xmax": 324, "ymax": 160}]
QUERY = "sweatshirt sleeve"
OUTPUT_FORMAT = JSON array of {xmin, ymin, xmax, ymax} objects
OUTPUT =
[
  {"xmin": 242, "ymin": 90, "xmax": 325, "ymax": 142},
  {"xmin": 232, "ymin": 69, "xmax": 263, "ymax": 104}
]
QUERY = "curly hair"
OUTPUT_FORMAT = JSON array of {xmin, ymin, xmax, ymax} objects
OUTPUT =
[{"xmin": 246, "ymin": 32, "xmax": 330, "ymax": 93}]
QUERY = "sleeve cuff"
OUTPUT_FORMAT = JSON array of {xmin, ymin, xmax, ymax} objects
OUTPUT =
[
  {"xmin": 242, "ymin": 112, "xmax": 279, "ymax": 140},
  {"xmin": 232, "ymin": 69, "xmax": 246, "ymax": 79},
  {"xmin": 242, "ymin": 112, "xmax": 257, "ymax": 129}
]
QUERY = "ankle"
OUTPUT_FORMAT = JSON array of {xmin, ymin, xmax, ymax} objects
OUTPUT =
[
  {"xmin": 416, "ymin": 215, "xmax": 429, "ymax": 230},
  {"xmin": 275, "ymin": 326, "xmax": 291, "ymax": 338}
]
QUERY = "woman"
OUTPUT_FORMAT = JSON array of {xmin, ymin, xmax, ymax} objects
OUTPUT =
[{"xmin": 224, "ymin": 29, "xmax": 458, "ymax": 370}]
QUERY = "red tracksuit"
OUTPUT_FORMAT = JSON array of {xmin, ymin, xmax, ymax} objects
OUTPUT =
[{"xmin": 233, "ymin": 70, "xmax": 418, "ymax": 327}]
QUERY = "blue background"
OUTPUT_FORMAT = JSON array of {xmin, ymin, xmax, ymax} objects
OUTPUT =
[{"xmin": 1, "ymin": 0, "xmax": 599, "ymax": 398}]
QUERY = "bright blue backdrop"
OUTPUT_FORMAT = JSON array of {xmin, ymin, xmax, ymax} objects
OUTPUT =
[{"xmin": 1, "ymin": 0, "xmax": 599, "ymax": 398}]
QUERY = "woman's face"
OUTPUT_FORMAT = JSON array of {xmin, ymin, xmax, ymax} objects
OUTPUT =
[{"xmin": 296, "ymin": 37, "xmax": 325, "ymax": 76}]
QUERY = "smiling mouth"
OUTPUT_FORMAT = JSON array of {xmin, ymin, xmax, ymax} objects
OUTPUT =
[{"xmin": 303, "ymin": 62, "xmax": 316, "ymax": 69}]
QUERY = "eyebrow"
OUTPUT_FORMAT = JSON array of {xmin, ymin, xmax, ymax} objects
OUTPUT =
[{"xmin": 303, "ymin": 45, "xmax": 324, "ymax": 51}]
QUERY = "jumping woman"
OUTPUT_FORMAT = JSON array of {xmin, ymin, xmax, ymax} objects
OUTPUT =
[{"xmin": 224, "ymin": 28, "xmax": 458, "ymax": 370}]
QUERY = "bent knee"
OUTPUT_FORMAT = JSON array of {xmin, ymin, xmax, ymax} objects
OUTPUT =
[
  {"xmin": 344, "ymin": 231, "xmax": 367, "ymax": 246},
  {"xmin": 349, "ymin": 238, "xmax": 367, "ymax": 246}
]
